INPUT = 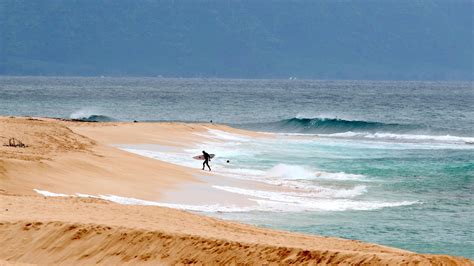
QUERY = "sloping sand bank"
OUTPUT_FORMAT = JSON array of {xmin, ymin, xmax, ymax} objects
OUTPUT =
[
  {"xmin": 0, "ymin": 117, "xmax": 472, "ymax": 265},
  {"xmin": 1, "ymin": 194, "xmax": 471, "ymax": 265},
  {"xmin": 0, "ymin": 117, "xmax": 202, "ymax": 200}
]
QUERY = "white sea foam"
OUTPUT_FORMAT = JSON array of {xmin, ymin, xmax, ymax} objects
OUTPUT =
[
  {"xmin": 34, "ymin": 189, "xmax": 70, "ymax": 197},
  {"xmin": 213, "ymin": 184, "xmax": 367, "ymax": 199},
  {"xmin": 315, "ymin": 185, "xmax": 367, "ymax": 198},
  {"xmin": 96, "ymin": 194, "xmax": 258, "ymax": 212},
  {"xmin": 34, "ymin": 188, "xmax": 417, "ymax": 212},
  {"xmin": 121, "ymin": 148, "xmax": 197, "ymax": 168},
  {"xmin": 319, "ymin": 131, "xmax": 474, "ymax": 145},
  {"xmin": 75, "ymin": 193, "xmax": 97, "ymax": 198},
  {"xmin": 264, "ymin": 164, "xmax": 368, "ymax": 181},
  {"xmin": 120, "ymin": 144, "xmax": 373, "ymax": 198},
  {"xmin": 212, "ymin": 186, "xmax": 417, "ymax": 211},
  {"xmin": 33, "ymin": 189, "xmax": 260, "ymax": 212},
  {"xmin": 255, "ymin": 178, "xmax": 370, "ymax": 197},
  {"xmin": 294, "ymin": 113, "xmax": 357, "ymax": 121},
  {"xmin": 313, "ymin": 171, "xmax": 368, "ymax": 181},
  {"xmin": 196, "ymin": 129, "xmax": 251, "ymax": 142},
  {"xmin": 69, "ymin": 108, "xmax": 102, "ymax": 119},
  {"xmin": 252, "ymin": 198, "xmax": 418, "ymax": 212},
  {"xmin": 115, "ymin": 129, "xmax": 423, "ymax": 213},
  {"xmin": 266, "ymin": 164, "xmax": 314, "ymax": 179}
]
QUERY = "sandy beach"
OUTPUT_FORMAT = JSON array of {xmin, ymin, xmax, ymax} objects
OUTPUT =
[{"xmin": 0, "ymin": 116, "xmax": 472, "ymax": 265}]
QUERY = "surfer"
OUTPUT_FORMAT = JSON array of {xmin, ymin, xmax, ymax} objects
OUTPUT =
[{"xmin": 202, "ymin": 150, "xmax": 211, "ymax": 171}]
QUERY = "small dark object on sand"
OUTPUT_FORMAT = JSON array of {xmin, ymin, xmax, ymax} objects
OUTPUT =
[
  {"xmin": 4, "ymin": 138, "xmax": 27, "ymax": 148},
  {"xmin": 133, "ymin": 120, "xmax": 138, "ymax": 123}
]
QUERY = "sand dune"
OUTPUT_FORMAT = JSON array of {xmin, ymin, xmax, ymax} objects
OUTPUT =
[
  {"xmin": 0, "ymin": 116, "xmax": 472, "ymax": 265},
  {"xmin": 1, "ymin": 194, "xmax": 471, "ymax": 265}
]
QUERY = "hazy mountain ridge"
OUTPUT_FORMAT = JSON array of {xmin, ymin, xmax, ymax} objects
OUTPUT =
[{"xmin": 1, "ymin": 0, "xmax": 472, "ymax": 80}]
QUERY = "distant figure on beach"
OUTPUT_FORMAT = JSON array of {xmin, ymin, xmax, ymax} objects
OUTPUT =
[{"xmin": 202, "ymin": 150, "xmax": 211, "ymax": 171}]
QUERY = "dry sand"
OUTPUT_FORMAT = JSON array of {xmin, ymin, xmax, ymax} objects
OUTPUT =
[
  {"xmin": 0, "ymin": 117, "xmax": 202, "ymax": 200},
  {"xmin": 0, "ymin": 116, "xmax": 471, "ymax": 265}
]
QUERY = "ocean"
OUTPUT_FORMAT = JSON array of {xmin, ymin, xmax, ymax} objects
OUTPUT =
[{"xmin": 1, "ymin": 76, "xmax": 472, "ymax": 258}]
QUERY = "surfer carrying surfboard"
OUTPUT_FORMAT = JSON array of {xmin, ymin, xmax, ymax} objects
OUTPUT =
[{"xmin": 202, "ymin": 150, "xmax": 212, "ymax": 171}]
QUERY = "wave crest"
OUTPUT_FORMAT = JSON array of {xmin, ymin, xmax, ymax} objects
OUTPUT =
[
  {"xmin": 241, "ymin": 117, "xmax": 473, "ymax": 145},
  {"xmin": 266, "ymin": 117, "xmax": 419, "ymax": 134},
  {"xmin": 70, "ymin": 109, "xmax": 116, "ymax": 122},
  {"xmin": 72, "ymin": 114, "xmax": 116, "ymax": 122}
]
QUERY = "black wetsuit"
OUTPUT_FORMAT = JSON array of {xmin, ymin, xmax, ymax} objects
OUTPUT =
[{"xmin": 202, "ymin": 152, "xmax": 211, "ymax": 171}]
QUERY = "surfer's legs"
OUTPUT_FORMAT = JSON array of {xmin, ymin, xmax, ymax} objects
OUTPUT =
[{"xmin": 203, "ymin": 160, "xmax": 211, "ymax": 171}]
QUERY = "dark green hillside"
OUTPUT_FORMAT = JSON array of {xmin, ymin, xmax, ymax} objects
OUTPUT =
[{"xmin": 1, "ymin": 0, "xmax": 472, "ymax": 80}]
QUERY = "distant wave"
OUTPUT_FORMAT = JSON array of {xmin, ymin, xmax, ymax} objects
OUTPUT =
[
  {"xmin": 71, "ymin": 114, "xmax": 117, "ymax": 122},
  {"xmin": 69, "ymin": 108, "xmax": 117, "ymax": 122},
  {"xmin": 238, "ymin": 117, "xmax": 474, "ymax": 145},
  {"xmin": 253, "ymin": 117, "xmax": 421, "ymax": 134}
]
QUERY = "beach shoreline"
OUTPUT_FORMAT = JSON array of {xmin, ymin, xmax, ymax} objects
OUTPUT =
[{"xmin": 0, "ymin": 116, "xmax": 472, "ymax": 265}]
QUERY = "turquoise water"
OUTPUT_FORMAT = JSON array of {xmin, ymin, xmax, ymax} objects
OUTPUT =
[
  {"xmin": 204, "ymin": 135, "xmax": 473, "ymax": 258},
  {"xmin": 1, "ymin": 76, "xmax": 472, "ymax": 258}
]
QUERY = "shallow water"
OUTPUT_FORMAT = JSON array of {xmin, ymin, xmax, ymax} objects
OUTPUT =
[
  {"xmin": 2, "ymin": 76, "xmax": 473, "ymax": 258},
  {"xmin": 200, "ymin": 132, "xmax": 473, "ymax": 258}
]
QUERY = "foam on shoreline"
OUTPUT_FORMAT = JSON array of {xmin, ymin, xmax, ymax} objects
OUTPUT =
[{"xmin": 34, "ymin": 182, "xmax": 419, "ymax": 213}]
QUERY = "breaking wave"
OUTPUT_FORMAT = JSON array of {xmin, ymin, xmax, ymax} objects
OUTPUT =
[
  {"xmin": 72, "ymin": 114, "xmax": 117, "ymax": 122},
  {"xmin": 70, "ymin": 109, "xmax": 117, "ymax": 122},
  {"xmin": 248, "ymin": 117, "xmax": 422, "ymax": 134},
  {"xmin": 240, "ymin": 117, "xmax": 473, "ymax": 145}
]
